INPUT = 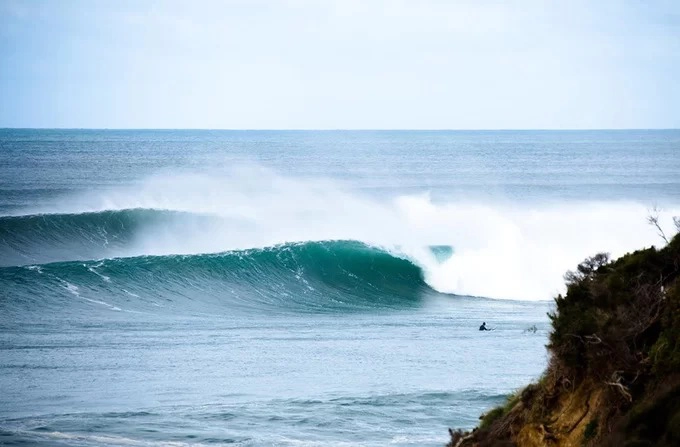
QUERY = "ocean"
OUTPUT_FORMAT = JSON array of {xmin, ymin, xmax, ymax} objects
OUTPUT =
[{"xmin": 1, "ymin": 129, "xmax": 679, "ymax": 446}]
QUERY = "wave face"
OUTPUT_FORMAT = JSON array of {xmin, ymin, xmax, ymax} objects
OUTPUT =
[{"xmin": 0, "ymin": 240, "xmax": 434, "ymax": 316}]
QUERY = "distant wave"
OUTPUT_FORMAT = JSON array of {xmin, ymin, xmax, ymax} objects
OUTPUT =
[
  {"xmin": 0, "ymin": 240, "xmax": 435, "ymax": 316},
  {"xmin": 0, "ymin": 209, "xmax": 220, "ymax": 267}
]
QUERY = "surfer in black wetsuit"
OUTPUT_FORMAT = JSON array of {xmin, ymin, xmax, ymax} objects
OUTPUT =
[{"xmin": 479, "ymin": 322, "xmax": 489, "ymax": 331}]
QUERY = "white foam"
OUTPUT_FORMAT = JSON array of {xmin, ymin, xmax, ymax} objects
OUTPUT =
[
  {"xmin": 79, "ymin": 296, "xmax": 122, "ymax": 311},
  {"xmin": 22, "ymin": 167, "xmax": 680, "ymax": 301},
  {"xmin": 40, "ymin": 430, "xmax": 209, "ymax": 446},
  {"xmin": 58, "ymin": 279, "xmax": 121, "ymax": 311},
  {"xmin": 389, "ymin": 434, "xmax": 448, "ymax": 444},
  {"xmin": 276, "ymin": 438, "xmax": 364, "ymax": 447},
  {"xmin": 62, "ymin": 281, "xmax": 81, "ymax": 296},
  {"xmin": 87, "ymin": 264, "xmax": 111, "ymax": 282}
]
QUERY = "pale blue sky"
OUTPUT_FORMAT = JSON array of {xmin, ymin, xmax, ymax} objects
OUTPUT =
[{"xmin": 1, "ymin": 0, "xmax": 679, "ymax": 129}]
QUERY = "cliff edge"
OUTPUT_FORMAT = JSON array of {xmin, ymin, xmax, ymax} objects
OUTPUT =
[{"xmin": 448, "ymin": 233, "xmax": 680, "ymax": 447}]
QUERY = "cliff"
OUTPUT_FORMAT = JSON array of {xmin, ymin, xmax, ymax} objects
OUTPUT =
[{"xmin": 448, "ymin": 233, "xmax": 680, "ymax": 447}]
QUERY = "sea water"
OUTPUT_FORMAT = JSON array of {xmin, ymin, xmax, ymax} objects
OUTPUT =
[{"xmin": 1, "ymin": 130, "xmax": 679, "ymax": 446}]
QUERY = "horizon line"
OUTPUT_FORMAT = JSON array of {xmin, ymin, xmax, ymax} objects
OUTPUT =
[{"xmin": 2, "ymin": 127, "xmax": 679, "ymax": 132}]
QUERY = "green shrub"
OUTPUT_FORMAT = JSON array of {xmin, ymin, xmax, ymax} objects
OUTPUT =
[
  {"xmin": 650, "ymin": 285, "xmax": 680, "ymax": 374},
  {"xmin": 583, "ymin": 417, "xmax": 598, "ymax": 443},
  {"xmin": 624, "ymin": 384, "xmax": 680, "ymax": 446},
  {"xmin": 547, "ymin": 233, "xmax": 680, "ymax": 384},
  {"xmin": 479, "ymin": 406, "xmax": 505, "ymax": 430},
  {"xmin": 478, "ymin": 390, "xmax": 522, "ymax": 430}
]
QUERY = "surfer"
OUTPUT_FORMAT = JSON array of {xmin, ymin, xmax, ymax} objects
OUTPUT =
[{"xmin": 479, "ymin": 322, "xmax": 489, "ymax": 331}]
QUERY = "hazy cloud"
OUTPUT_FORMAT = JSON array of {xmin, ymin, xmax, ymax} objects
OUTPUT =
[{"xmin": 1, "ymin": 0, "xmax": 678, "ymax": 128}]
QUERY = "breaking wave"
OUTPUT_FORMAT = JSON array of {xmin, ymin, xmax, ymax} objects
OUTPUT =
[{"xmin": 2, "ymin": 168, "xmax": 678, "ymax": 301}]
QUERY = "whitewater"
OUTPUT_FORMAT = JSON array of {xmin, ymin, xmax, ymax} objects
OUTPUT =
[{"xmin": 1, "ymin": 129, "xmax": 679, "ymax": 446}]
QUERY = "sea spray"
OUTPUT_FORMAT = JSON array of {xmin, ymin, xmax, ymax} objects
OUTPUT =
[{"xmin": 2, "ymin": 167, "xmax": 678, "ymax": 300}]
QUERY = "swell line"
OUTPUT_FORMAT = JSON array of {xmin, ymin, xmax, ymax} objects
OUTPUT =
[{"xmin": 0, "ymin": 240, "xmax": 435, "ymax": 316}]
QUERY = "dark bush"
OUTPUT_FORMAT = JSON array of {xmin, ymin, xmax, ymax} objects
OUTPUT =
[
  {"xmin": 547, "ymin": 234, "xmax": 680, "ymax": 388},
  {"xmin": 583, "ymin": 417, "xmax": 598, "ymax": 442}
]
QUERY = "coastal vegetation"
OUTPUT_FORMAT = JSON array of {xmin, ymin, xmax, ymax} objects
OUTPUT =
[{"xmin": 448, "ymin": 228, "xmax": 680, "ymax": 447}]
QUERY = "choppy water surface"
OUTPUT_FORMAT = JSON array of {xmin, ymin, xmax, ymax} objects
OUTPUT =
[{"xmin": 1, "ymin": 130, "xmax": 679, "ymax": 446}]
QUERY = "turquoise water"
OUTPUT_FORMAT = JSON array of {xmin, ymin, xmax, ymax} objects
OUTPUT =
[{"xmin": 1, "ymin": 130, "xmax": 679, "ymax": 446}]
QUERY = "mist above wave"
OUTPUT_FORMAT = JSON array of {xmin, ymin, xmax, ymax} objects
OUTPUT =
[{"xmin": 5, "ymin": 166, "xmax": 678, "ymax": 301}]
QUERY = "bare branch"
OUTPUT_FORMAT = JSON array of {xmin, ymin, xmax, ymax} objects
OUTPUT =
[
  {"xmin": 605, "ymin": 371, "xmax": 633, "ymax": 402},
  {"xmin": 605, "ymin": 381, "xmax": 632, "ymax": 402},
  {"xmin": 584, "ymin": 334, "xmax": 602, "ymax": 344},
  {"xmin": 647, "ymin": 205, "xmax": 669, "ymax": 244}
]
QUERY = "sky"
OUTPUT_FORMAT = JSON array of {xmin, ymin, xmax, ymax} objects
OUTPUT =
[{"xmin": 1, "ymin": 0, "xmax": 679, "ymax": 129}]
